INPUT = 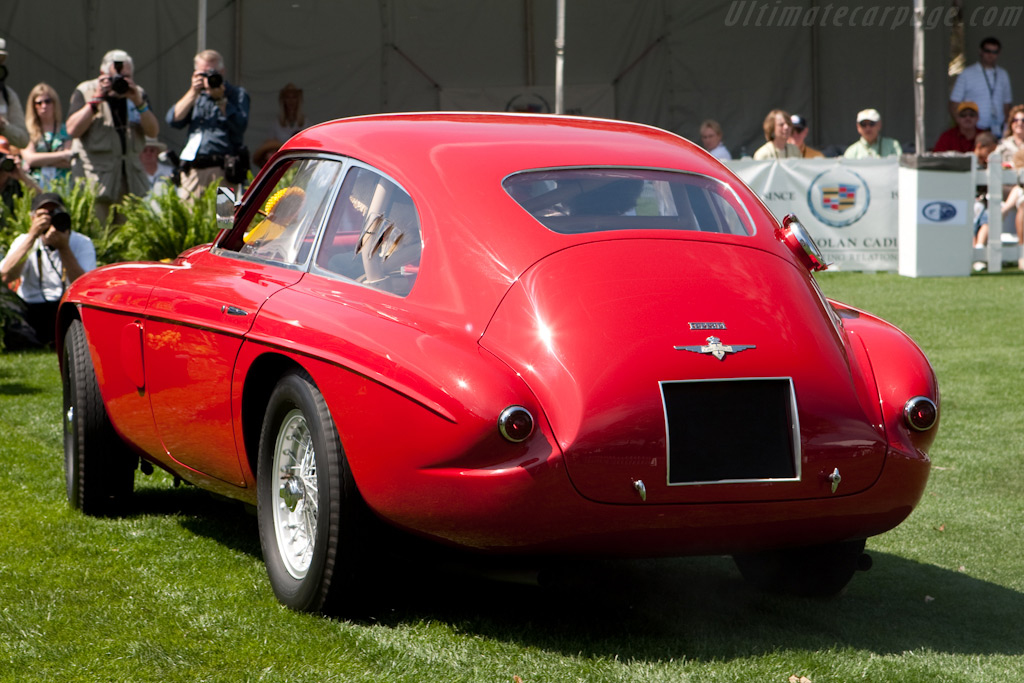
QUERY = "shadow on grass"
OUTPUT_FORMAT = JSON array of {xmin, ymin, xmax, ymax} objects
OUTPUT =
[
  {"xmin": 127, "ymin": 483, "xmax": 262, "ymax": 559},
  {"xmin": 366, "ymin": 550, "xmax": 1024, "ymax": 661},
  {"xmin": 0, "ymin": 381, "xmax": 44, "ymax": 396},
  {"xmin": 124, "ymin": 483, "xmax": 1024, "ymax": 661}
]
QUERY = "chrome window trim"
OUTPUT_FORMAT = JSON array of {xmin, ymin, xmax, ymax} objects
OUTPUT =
[
  {"xmin": 501, "ymin": 165, "xmax": 758, "ymax": 237},
  {"xmin": 212, "ymin": 151, "xmax": 349, "ymax": 272},
  {"xmin": 306, "ymin": 159, "xmax": 424, "ymax": 297}
]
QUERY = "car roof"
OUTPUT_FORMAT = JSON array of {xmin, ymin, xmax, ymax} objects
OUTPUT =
[
  {"xmin": 278, "ymin": 113, "xmax": 783, "ymax": 328},
  {"xmin": 285, "ymin": 112, "xmax": 732, "ymax": 182}
]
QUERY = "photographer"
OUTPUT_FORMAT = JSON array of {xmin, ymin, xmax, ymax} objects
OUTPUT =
[
  {"xmin": 66, "ymin": 49, "xmax": 159, "ymax": 223},
  {"xmin": 0, "ymin": 193, "xmax": 95, "ymax": 346},
  {"xmin": 0, "ymin": 136, "xmax": 41, "ymax": 225},
  {"xmin": 0, "ymin": 37, "xmax": 30, "ymax": 148},
  {"xmin": 167, "ymin": 49, "xmax": 250, "ymax": 197}
]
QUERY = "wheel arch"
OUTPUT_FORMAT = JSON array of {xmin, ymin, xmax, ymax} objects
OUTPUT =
[
  {"xmin": 240, "ymin": 352, "xmax": 311, "ymax": 477},
  {"xmin": 55, "ymin": 302, "xmax": 83, "ymax": 372}
]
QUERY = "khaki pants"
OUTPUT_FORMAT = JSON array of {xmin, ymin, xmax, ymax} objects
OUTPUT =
[{"xmin": 179, "ymin": 166, "xmax": 226, "ymax": 200}]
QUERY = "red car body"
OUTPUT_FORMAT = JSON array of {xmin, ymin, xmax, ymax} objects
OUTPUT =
[{"xmin": 58, "ymin": 113, "xmax": 938, "ymax": 611}]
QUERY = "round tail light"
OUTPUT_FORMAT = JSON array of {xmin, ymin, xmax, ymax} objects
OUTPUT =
[
  {"xmin": 498, "ymin": 406, "xmax": 534, "ymax": 443},
  {"xmin": 904, "ymin": 396, "xmax": 938, "ymax": 431},
  {"xmin": 777, "ymin": 213, "xmax": 829, "ymax": 272}
]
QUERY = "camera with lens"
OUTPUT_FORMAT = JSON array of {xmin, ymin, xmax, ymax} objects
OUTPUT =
[
  {"xmin": 0, "ymin": 153, "xmax": 15, "ymax": 173},
  {"xmin": 110, "ymin": 74, "xmax": 131, "ymax": 95},
  {"xmin": 50, "ymin": 209, "xmax": 72, "ymax": 232},
  {"xmin": 107, "ymin": 60, "xmax": 131, "ymax": 96},
  {"xmin": 202, "ymin": 71, "xmax": 224, "ymax": 89}
]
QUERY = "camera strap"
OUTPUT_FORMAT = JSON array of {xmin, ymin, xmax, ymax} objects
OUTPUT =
[{"xmin": 35, "ymin": 240, "xmax": 67, "ymax": 303}]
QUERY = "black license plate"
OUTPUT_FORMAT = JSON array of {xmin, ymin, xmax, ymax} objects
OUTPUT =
[{"xmin": 661, "ymin": 378, "xmax": 798, "ymax": 484}]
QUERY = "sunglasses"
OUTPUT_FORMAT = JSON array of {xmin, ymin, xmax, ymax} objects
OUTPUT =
[
  {"xmin": 958, "ymin": 110, "xmax": 978, "ymax": 117},
  {"xmin": 858, "ymin": 120, "xmax": 877, "ymax": 126},
  {"xmin": 1013, "ymin": 118, "xmax": 1024, "ymax": 124},
  {"xmin": 982, "ymin": 48, "xmax": 1000, "ymax": 54},
  {"xmin": 34, "ymin": 98, "xmax": 53, "ymax": 106}
]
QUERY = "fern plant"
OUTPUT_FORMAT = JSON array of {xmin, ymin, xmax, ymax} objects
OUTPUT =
[{"xmin": 112, "ymin": 184, "xmax": 221, "ymax": 262}]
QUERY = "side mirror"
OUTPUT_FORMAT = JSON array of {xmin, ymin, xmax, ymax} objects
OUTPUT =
[{"xmin": 216, "ymin": 186, "xmax": 238, "ymax": 223}]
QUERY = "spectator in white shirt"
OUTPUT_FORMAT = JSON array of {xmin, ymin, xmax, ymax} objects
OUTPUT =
[{"xmin": 950, "ymin": 37, "xmax": 1013, "ymax": 137}]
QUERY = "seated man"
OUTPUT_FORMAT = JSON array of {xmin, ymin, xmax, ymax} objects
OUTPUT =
[
  {"xmin": 0, "ymin": 192, "xmax": 96, "ymax": 346},
  {"xmin": 934, "ymin": 101, "xmax": 980, "ymax": 153}
]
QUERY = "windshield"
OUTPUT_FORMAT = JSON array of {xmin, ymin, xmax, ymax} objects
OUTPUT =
[{"xmin": 503, "ymin": 168, "xmax": 754, "ymax": 236}]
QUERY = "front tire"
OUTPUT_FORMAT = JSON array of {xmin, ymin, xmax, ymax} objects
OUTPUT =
[
  {"xmin": 256, "ymin": 371, "xmax": 366, "ymax": 614},
  {"xmin": 62, "ymin": 319, "xmax": 137, "ymax": 515},
  {"xmin": 733, "ymin": 539, "xmax": 870, "ymax": 597}
]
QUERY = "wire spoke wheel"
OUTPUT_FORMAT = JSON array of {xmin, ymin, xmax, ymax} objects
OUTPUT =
[
  {"xmin": 272, "ymin": 409, "xmax": 319, "ymax": 579},
  {"xmin": 257, "ymin": 370, "xmax": 368, "ymax": 615}
]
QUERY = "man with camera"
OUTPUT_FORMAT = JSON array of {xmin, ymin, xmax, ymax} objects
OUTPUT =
[
  {"xmin": 167, "ymin": 49, "xmax": 250, "ymax": 196},
  {"xmin": 0, "ymin": 136, "xmax": 41, "ymax": 225},
  {"xmin": 0, "ymin": 37, "xmax": 30, "ymax": 148},
  {"xmin": 66, "ymin": 49, "xmax": 159, "ymax": 223},
  {"xmin": 1, "ymin": 193, "xmax": 95, "ymax": 346}
]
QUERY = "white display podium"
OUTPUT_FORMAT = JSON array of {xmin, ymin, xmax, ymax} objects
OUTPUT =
[{"xmin": 898, "ymin": 155, "xmax": 975, "ymax": 277}]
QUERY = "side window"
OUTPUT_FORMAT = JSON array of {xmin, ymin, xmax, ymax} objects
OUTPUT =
[
  {"xmin": 232, "ymin": 158, "xmax": 344, "ymax": 265},
  {"xmin": 314, "ymin": 165, "xmax": 422, "ymax": 296}
]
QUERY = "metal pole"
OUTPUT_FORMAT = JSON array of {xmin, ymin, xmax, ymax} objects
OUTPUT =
[
  {"xmin": 525, "ymin": 0, "xmax": 535, "ymax": 87},
  {"xmin": 913, "ymin": 0, "xmax": 925, "ymax": 155},
  {"xmin": 555, "ymin": 0, "xmax": 565, "ymax": 115},
  {"xmin": 197, "ymin": 0, "xmax": 208, "ymax": 53},
  {"xmin": 234, "ymin": 0, "xmax": 243, "ymax": 84}
]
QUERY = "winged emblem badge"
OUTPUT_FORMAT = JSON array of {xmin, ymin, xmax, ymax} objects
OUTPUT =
[{"xmin": 674, "ymin": 336, "xmax": 756, "ymax": 361}]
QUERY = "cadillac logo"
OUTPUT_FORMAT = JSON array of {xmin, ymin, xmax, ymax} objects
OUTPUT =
[
  {"xmin": 675, "ymin": 336, "xmax": 756, "ymax": 361},
  {"xmin": 807, "ymin": 167, "xmax": 870, "ymax": 228}
]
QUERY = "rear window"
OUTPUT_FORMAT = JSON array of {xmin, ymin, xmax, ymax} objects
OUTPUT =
[{"xmin": 503, "ymin": 168, "xmax": 754, "ymax": 236}]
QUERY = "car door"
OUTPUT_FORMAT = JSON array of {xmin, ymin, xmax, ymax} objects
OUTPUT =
[{"xmin": 143, "ymin": 156, "xmax": 346, "ymax": 485}]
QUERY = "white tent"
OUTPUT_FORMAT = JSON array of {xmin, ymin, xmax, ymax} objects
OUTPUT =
[{"xmin": 2, "ymin": 1, "xmax": 1019, "ymax": 159}]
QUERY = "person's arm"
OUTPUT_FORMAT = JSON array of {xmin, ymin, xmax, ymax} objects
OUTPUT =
[
  {"xmin": 66, "ymin": 85, "xmax": 101, "ymax": 139},
  {"xmin": 1000, "ymin": 185, "xmax": 1022, "ymax": 216},
  {"xmin": 13, "ymin": 165, "xmax": 43, "ymax": 195},
  {"xmin": 0, "ymin": 87, "xmax": 30, "ymax": 147},
  {"xmin": 170, "ymin": 71, "xmax": 205, "ymax": 124},
  {"xmin": 0, "ymin": 217, "xmax": 46, "ymax": 285},
  {"xmin": 44, "ymin": 230, "xmax": 92, "ymax": 283},
  {"xmin": 21, "ymin": 144, "xmax": 74, "ymax": 170},
  {"xmin": 129, "ymin": 87, "xmax": 159, "ymax": 138}
]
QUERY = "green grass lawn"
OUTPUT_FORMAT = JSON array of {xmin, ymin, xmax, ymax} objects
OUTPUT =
[{"xmin": 1, "ymin": 271, "xmax": 1023, "ymax": 682}]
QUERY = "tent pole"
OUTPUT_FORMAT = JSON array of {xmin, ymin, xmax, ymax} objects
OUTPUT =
[
  {"xmin": 913, "ymin": 0, "xmax": 925, "ymax": 154},
  {"xmin": 197, "ymin": 0, "xmax": 207, "ymax": 53},
  {"xmin": 525, "ymin": 0, "xmax": 535, "ymax": 86},
  {"xmin": 234, "ymin": 0, "xmax": 243, "ymax": 84},
  {"xmin": 555, "ymin": 0, "xmax": 565, "ymax": 115}
]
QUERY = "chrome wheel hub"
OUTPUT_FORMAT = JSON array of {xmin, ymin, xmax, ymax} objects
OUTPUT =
[{"xmin": 271, "ymin": 409, "xmax": 318, "ymax": 580}]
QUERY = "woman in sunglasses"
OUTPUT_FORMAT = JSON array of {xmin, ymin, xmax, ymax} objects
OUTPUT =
[
  {"xmin": 994, "ymin": 104, "xmax": 1024, "ymax": 164},
  {"xmin": 20, "ymin": 82, "xmax": 73, "ymax": 187}
]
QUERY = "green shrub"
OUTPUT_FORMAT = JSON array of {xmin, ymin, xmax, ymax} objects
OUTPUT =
[
  {"xmin": 1, "ymin": 178, "xmax": 222, "ymax": 266},
  {"xmin": 111, "ymin": 183, "xmax": 221, "ymax": 262}
]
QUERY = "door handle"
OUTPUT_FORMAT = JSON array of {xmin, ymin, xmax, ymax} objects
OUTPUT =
[{"xmin": 221, "ymin": 305, "xmax": 249, "ymax": 316}]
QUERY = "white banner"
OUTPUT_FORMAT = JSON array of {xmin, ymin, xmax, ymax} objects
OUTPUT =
[{"xmin": 727, "ymin": 158, "xmax": 900, "ymax": 271}]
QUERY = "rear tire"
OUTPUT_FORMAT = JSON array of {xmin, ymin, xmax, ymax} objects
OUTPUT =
[
  {"xmin": 733, "ymin": 539, "xmax": 869, "ymax": 597},
  {"xmin": 256, "ymin": 371, "xmax": 368, "ymax": 615},
  {"xmin": 62, "ymin": 319, "xmax": 137, "ymax": 515}
]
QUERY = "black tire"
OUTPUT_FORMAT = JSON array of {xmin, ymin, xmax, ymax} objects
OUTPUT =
[
  {"xmin": 733, "ymin": 539, "xmax": 869, "ymax": 597},
  {"xmin": 62, "ymin": 319, "xmax": 137, "ymax": 515},
  {"xmin": 256, "ymin": 371, "xmax": 367, "ymax": 615}
]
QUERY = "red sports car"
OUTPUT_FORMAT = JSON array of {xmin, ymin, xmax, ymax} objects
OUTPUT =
[{"xmin": 58, "ymin": 113, "xmax": 938, "ymax": 613}]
